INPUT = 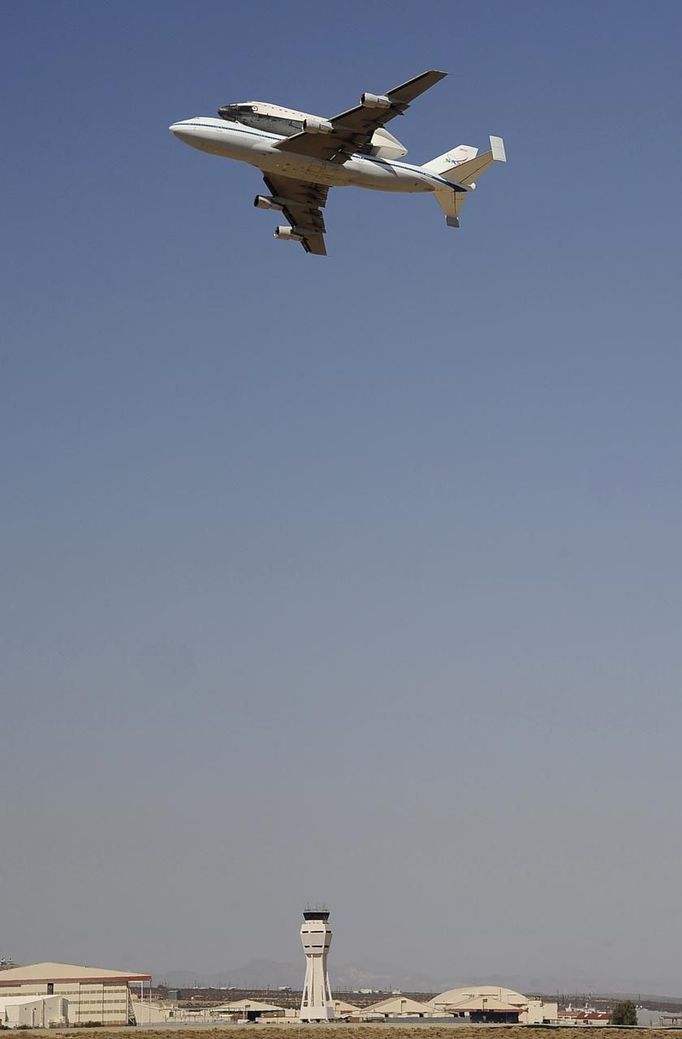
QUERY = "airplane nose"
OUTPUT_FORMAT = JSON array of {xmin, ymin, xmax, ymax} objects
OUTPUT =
[
  {"xmin": 169, "ymin": 120, "xmax": 198, "ymax": 145},
  {"xmin": 169, "ymin": 119, "xmax": 196, "ymax": 135}
]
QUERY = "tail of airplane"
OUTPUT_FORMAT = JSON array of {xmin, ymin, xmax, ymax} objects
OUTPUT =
[
  {"xmin": 424, "ymin": 136, "xmax": 506, "ymax": 227},
  {"xmin": 421, "ymin": 143, "xmax": 480, "ymax": 176}
]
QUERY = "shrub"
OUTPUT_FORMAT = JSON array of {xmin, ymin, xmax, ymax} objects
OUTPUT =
[{"xmin": 610, "ymin": 1001, "xmax": 637, "ymax": 1026}]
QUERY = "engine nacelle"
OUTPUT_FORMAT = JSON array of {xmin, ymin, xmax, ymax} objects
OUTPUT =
[
  {"xmin": 303, "ymin": 116, "xmax": 333, "ymax": 135},
  {"xmin": 274, "ymin": 226, "xmax": 303, "ymax": 242},
  {"xmin": 254, "ymin": 194, "xmax": 284, "ymax": 211},
  {"xmin": 361, "ymin": 92, "xmax": 391, "ymax": 109}
]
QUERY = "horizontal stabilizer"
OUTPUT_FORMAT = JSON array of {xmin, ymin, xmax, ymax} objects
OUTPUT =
[{"xmin": 445, "ymin": 135, "xmax": 506, "ymax": 187}]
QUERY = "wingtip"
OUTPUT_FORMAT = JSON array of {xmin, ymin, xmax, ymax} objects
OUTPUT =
[{"xmin": 490, "ymin": 135, "xmax": 506, "ymax": 162}]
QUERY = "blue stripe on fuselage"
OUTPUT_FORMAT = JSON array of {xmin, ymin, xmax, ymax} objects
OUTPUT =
[{"xmin": 181, "ymin": 121, "xmax": 455, "ymax": 189}]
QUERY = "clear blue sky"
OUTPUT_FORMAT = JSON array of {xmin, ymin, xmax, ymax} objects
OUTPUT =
[{"xmin": 2, "ymin": 0, "xmax": 682, "ymax": 993}]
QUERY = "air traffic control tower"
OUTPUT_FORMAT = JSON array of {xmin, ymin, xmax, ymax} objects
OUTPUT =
[{"xmin": 300, "ymin": 907, "xmax": 335, "ymax": 1021}]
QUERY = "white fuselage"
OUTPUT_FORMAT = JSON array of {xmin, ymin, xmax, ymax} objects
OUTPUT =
[{"xmin": 169, "ymin": 117, "xmax": 452, "ymax": 194}]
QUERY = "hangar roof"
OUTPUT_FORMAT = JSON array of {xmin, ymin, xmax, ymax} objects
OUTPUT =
[
  {"xmin": 432, "ymin": 986, "xmax": 529, "ymax": 1008},
  {"xmin": 0, "ymin": 962, "xmax": 151, "ymax": 984},
  {"xmin": 334, "ymin": 999, "xmax": 361, "ymax": 1013},
  {"xmin": 445, "ymin": 994, "xmax": 522, "ymax": 1013},
  {"xmin": 212, "ymin": 999, "xmax": 284, "ymax": 1013},
  {"xmin": 365, "ymin": 996, "xmax": 434, "ymax": 1015}
]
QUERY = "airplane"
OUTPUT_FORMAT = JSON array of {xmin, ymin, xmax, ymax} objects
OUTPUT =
[{"xmin": 169, "ymin": 70, "xmax": 506, "ymax": 256}]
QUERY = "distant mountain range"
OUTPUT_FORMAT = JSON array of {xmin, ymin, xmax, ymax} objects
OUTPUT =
[
  {"xmin": 154, "ymin": 959, "xmax": 682, "ymax": 1003},
  {"xmin": 156, "ymin": 958, "xmax": 442, "ymax": 992}
]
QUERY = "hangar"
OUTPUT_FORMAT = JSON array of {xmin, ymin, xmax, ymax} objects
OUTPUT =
[
  {"xmin": 431, "ymin": 985, "xmax": 558, "ymax": 1024},
  {"xmin": 0, "ymin": 962, "xmax": 151, "ymax": 1026},
  {"xmin": 364, "ymin": 996, "xmax": 434, "ymax": 1019}
]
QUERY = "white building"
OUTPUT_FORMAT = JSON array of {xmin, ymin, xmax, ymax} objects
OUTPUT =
[
  {"xmin": 431, "ymin": 985, "xmax": 558, "ymax": 1024},
  {"xmin": 130, "ymin": 995, "xmax": 175, "ymax": 1025},
  {"xmin": 0, "ymin": 995, "xmax": 68, "ymax": 1029},
  {"xmin": 0, "ymin": 962, "xmax": 151, "ymax": 1026}
]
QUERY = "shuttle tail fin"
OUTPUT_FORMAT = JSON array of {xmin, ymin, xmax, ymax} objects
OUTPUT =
[{"xmin": 422, "ymin": 143, "xmax": 479, "ymax": 176}]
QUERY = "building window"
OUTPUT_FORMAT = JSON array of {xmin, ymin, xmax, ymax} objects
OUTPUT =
[{"xmin": 47, "ymin": 984, "xmax": 54, "ymax": 995}]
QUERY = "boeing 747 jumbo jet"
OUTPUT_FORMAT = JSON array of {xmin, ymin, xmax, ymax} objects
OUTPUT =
[{"xmin": 170, "ymin": 70, "xmax": 506, "ymax": 256}]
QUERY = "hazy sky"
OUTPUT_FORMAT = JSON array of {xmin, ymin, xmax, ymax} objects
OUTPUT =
[{"xmin": 2, "ymin": 0, "xmax": 682, "ymax": 995}]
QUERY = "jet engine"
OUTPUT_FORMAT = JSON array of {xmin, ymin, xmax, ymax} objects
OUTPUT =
[
  {"xmin": 303, "ymin": 116, "xmax": 333, "ymax": 134},
  {"xmin": 361, "ymin": 92, "xmax": 391, "ymax": 109},
  {"xmin": 274, "ymin": 226, "xmax": 303, "ymax": 242}
]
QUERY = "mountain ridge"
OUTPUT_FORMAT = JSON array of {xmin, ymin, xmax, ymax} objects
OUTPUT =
[{"xmin": 153, "ymin": 958, "xmax": 682, "ymax": 1002}]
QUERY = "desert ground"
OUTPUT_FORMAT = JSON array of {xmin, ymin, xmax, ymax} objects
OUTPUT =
[{"xmin": 29, "ymin": 1028, "xmax": 680, "ymax": 1039}]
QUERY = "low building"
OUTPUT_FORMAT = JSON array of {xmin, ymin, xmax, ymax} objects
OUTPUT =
[
  {"xmin": 0, "ymin": 995, "xmax": 68, "ymax": 1028},
  {"xmin": 558, "ymin": 1007, "xmax": 610, "ymax": 1025},
  {"xmin": 525, "ymin": 998, "xmax": 559, "ymax": 1024},
  {"xmin": 363, "ymin": 995, "xmax": 434, "ymax": 1018},
  {"xmin": 130, "ymin": 996, "xmax": 175, "ymax": 1024},
  {"xmin": 0, "ymin": 962, "xmax": 151, "ymax": 1026},
  {"xmin": 333, "ymin": 998, "xmax": 362, "ymax": 1019},
  {"xmin": 211, "ymin": 998, "xmax": 285, "ymax": 1022}
]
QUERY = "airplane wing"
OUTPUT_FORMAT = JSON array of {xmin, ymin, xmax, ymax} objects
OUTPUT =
[
  {"xmin": 275, "ymin": 69, "xmax": 446, "ymax": 163},
  {"xmin": 263, "ymin": 173, "xmax": 328, "ymax": 255}
]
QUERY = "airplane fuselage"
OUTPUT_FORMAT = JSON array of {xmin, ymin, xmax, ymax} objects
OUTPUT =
[{"xmin": 170, "ymin": 118, "xmax": 452, "ymax": 194}]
